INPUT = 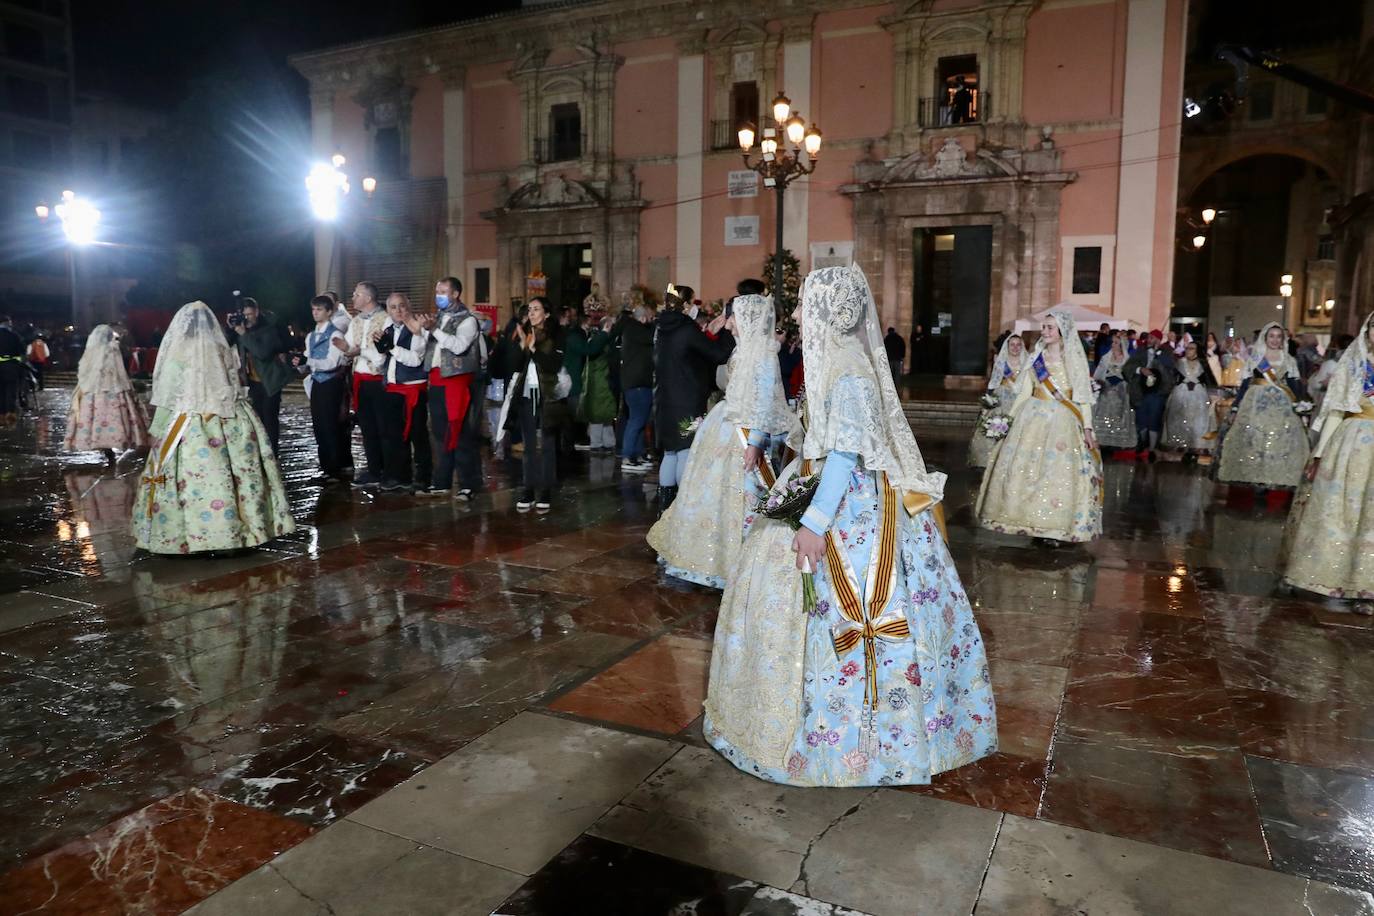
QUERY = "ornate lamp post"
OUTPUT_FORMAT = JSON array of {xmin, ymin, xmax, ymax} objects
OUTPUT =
[
  {"xmin": 738, "ymin": 93, "xmax": 822, "ymax": 308},
  {"xmin": 306, "ymin": 153, "xmax": 376, "ymax": 294}
]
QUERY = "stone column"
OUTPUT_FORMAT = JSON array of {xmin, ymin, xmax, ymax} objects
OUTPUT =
[
  {"xmin": 309, "ymin": 85, "xmax": 338, "ymax": 295},
  {"xmin": 1112, "ymin": 0, "xmax": 1168, "ymax": 329},
  {"xmin": 440, "ymin": 67, "xmax": 467, "ymax": 281},
  {"xmin": 676, "ymin": 48, "xmax": 705, "ymax": 288},
  {"xmin": 782, "ymin": 32, "xmax": 812, "ymax": 270}
]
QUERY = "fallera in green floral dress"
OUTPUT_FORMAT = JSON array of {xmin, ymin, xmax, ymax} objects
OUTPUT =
[{"xmin": 133, "ymin": 398, "xmax": 295, "ymax": 554}]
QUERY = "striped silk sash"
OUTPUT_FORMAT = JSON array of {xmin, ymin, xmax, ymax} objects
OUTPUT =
[
  {"xmin": 737, "ymin": 426, "xmax": 776, "ymax": 489},
  {"xmin": 1256, "ymin": 358, "xmax": 1296, "ymax": 402},
  {"xmin": 142, "ymin": 413, "xmax": 189, "ymax": 517},
  {"xmin": 825, "ymin": 473, "xmax": 908, "ymax": 716}
]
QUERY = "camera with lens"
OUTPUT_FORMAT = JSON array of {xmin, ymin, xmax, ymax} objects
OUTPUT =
[{"xmin": 227, "ymin": 311, "xmax": 245, "ymax": 328}]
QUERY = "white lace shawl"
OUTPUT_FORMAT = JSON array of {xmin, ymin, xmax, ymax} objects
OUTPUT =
[
  {"xmin": 800, "ymin": 265, "xmax": 945, "ymax": 503},
  {"xmin": 988, "ymin": 334, "xmax": 1027, "ymax": 390},
  {"xmin": 76, "ymin": 325, "xmax": 133, "ymax": 395},
  {"xmin": 1247, "ymin": 322, "xmax": 1299, "ymax": 378},
  {"xmin": 723, "ymin": 294, "xmax": 791, "ymax": 435},
  {"xmin": 1318, "ymin": 312, "xmax": 1373, "ymax": 421},
  {"xmin": 1037, "ymin": 307, "xmax": 1096, "ymax": 406},
  {"xmin": 150, "ymin": 301, "xmax": 240, "ymax": 418},
  {"xmin": 1093, "ymin": 343, "xmax": 1129, "ymax": 381}
]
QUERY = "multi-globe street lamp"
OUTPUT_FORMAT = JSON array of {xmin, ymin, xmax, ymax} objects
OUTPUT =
[
  {"xmin": 737, "ymin": 93, "xmax": 822, "ymax": 308},
  {"xmin": 35, "ymin": 189, "xmax": 101, "ymax": 329}
]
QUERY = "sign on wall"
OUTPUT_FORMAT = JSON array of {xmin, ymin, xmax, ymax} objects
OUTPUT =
[
  {"xmin": 724, "ymin": 215, "xmax": 760, "ymax": 246},
  {"xmin": 727, "ymin": 170, "xmax": 759, "ymax": 198}
]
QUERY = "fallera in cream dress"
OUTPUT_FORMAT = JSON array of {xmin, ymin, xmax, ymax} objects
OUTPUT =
[
  {"xmin": 977, "ymin": 359, "xmax": 1103, "ymax": 543},
  {"xmin": 1284, "ymin": 392, "xmax": 1374, "ymax": 599},
  {"xmin": 1217, "ymin": 367, "xmax": 1309, "ymax": 490}
]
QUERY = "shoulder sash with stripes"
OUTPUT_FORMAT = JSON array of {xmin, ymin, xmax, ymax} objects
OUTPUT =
[
  {"xmin": 825, "ymin": 472, "xmax": 908, "ymax": 711},
  {"xmin": 736, "ymin": 426, "xmax": 776, "ymax": 489},
  {"xmin": 1256, "ymin": 357, "xmax": 1297, "ymax": 402},
  {"xmin": 142, "ymin": 413, "xmax": 189, "ymax": 518}
]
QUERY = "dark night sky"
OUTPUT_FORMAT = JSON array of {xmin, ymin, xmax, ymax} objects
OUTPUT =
[{"xmin": 71, "ymin": 0, "xmax": 517, "ymax": 110}]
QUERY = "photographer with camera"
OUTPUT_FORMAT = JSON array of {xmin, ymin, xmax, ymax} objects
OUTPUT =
[{"xmin": 225, "ymin": 297, "xmax": 293, "ymax": 454}]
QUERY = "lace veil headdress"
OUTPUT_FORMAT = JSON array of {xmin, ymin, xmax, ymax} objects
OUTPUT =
[
  {"xmin": 76, "ymin": 324, "xmax": 133, "ymax": 394},
  {"xmin": 150, "ymin": 301, "xmax": 240, "ymax": 418},
  {"xmin": 1317, "ymin": 311, "xmax": 1373, "ymax": 423},
  {"xmin": 1247, "ymin": 321, "xmax": 1297, "ymax": 376},
  {"xmin": 988, "ymin": 333, "xmax": 1026, "ymax": 389},
  {"xmin": 800, "ymin": 264, "xmax": 945, "ymax": 504},
  {"xmin": 1035, "ymin": 307, "xmax": 1096, "ymax": 407},
  {"xmin": 723, "ymin": 293, "xmax": 791, "ymax": 435}
]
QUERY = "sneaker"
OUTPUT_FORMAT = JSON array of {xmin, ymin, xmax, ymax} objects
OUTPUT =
[
  {"xmin": 535, "ymin": 490, "xmax": 552, "ymax": 512},
  {"xmin": 621, "ymin": 458, "xmax": 651, "ymax": 473},
  {"xmin": 379, "ymin": 479, "xmax": 406, "ymax": 492},
  {"xmin": 351, "ymin": 471, "xmax": 380, "ymax": 489},
  {"xmin": 573, "ymin": 443, "xmax": 593, "ymax": 452},
  {"xmin": 516, "ymin": 489, "xmax": 535, "ymax": 511},
  {"xmin": 416, "ymin": 486, "xmax": 449, "ymax": 498},
  {"xmin": 455, "ymin": 488, "xmax": 474, "ymax": 502}
]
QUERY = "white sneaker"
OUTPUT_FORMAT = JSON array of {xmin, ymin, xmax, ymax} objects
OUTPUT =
[{"xmin": 622, "ymin": 459, "xmax": 650, "ymax": 473}]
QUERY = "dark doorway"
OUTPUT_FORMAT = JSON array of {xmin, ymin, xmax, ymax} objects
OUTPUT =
[
  {"xmin": 912, "ymin": 226, "xmax": 992, "ymax": 376},
  {"xmin": 540, "ymin": 243, "xmax": 592, "ymax": 313}
]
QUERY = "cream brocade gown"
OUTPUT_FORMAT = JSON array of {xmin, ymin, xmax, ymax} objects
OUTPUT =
[
  {"xmin": 1284, "ymin": 397, "xmax": 1374, "ymax": 599},
  {"xmin": 645, "ymin": 397, "xmax": 761, "ymax": 589},
  {"xmin": 968, "ymin": 374, "xmax": 1017, "ymax": 469},
  {"xmin": 1217, "ymin": 374, "xmax": 1310, "ymax": 489},
  {"xmin": 976, "ymin": 360, "xmax": 1103, "ymax": 543}
]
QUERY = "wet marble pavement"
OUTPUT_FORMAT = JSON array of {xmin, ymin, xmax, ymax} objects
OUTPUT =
[{"xmin": 2, "ymin": 387, "xmax": 1374, "ymax": 914}]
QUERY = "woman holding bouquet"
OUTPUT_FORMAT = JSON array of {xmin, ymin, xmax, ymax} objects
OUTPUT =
[
  {"xmin": 1091, "ymin": 332, "xmax": 1136, "ymax": 452},
  {"xmin": 647, "ymin": 293, "xmax": 792, "ymax": 588},
  {"xmin": 976, "ymin": 308, "xmax": 1102, "ymax": 545},
  {"xmin": 65, "ymin": 324, "xmax": 149, "ymax": 463},
  {"xmin": 1284, "ymin": 312, "xmax": 1374, "ymax": 607},
  {"xmin": 704, "ymin": 264, "xmax": 997, "ymax": 788},
  {"xmin": 968, "ymin": 332, "xmax": 1026, "ymax": 469},
  {"xmin": 1217, "ymin": 322, "xmax": 1309, "ymax": 495}
]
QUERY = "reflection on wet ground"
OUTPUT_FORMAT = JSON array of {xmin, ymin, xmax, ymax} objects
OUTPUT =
[{"xmin": 1, "ymin": 388, "xmax": 1372, "ymax": 914}]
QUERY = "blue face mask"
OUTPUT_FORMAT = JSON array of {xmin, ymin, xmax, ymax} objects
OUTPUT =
[{"xmin": 436, "ymin": 294, "xmax": 451, "ymax": 310}]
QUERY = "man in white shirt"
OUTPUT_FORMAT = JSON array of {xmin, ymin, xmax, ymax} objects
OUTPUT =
[
  {"xmin": 418, "ymin": 276, "xmax": 485, "ymax": 499},
  {"xmin": 345, "ymin": 281, "xmax": 389, "ymax": 488},
  {"xmin": 380, "ymin": 292, "xmax": 431, "ymax": 493},
  {"xmin": 293, "ymin": 295, "xmax": 349, "ymax": 482}
]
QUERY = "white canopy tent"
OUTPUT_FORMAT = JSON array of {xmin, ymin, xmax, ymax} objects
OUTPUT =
[{"xmin": 1012, "ymin": 303, "xmax": 1139, "ymax": 333}]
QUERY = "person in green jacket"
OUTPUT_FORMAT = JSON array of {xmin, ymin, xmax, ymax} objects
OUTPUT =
[
  {"xmin": 225, "ymin": 297, "xmax": 293, "ymax": 454},
  {"xmin": 577, "ymin": 304, "xmax": 618, "ymax": 452}
]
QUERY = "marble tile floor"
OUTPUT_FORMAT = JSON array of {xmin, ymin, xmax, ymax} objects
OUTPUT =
[{"xmin": 1, "ymin": 391, "xmax": 1374, "ymax": 913}]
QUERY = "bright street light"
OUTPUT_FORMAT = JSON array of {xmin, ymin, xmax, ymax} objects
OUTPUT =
[
  {"xmin": 1201, "ymin": 207, "xmax": 1216, "ymax": 224},
  {"xmin": 1192, "ymin": 234, "xmax": 1206, "ymax": 249},
  {"xmin": 54, "ymin": 196, "xmax": 101, "ymax": 245},
  {"xmin": 306, "ymin": 161, "xmax": 348, "ymax": 221}
]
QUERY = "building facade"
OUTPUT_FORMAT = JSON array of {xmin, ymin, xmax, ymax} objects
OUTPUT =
[{"xmin": 292, "ymin": 0, "xmax": 1187, "ymax": 375}]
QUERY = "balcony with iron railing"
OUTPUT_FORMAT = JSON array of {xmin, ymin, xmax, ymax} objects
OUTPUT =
[
  {"xmin": 710, "ymin": 119, "xmax": 742, "ymax": 151},
  {"xmin": 918, "ymin": 91, "xmax": 990, "ymax": 129},
  {"xmin": 533, "ymin": 134, "xmax": 585, "ymax": 165}
]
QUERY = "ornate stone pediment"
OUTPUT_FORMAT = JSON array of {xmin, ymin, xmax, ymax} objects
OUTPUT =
[
  {"xmin": 505, "ymin": 173, "xmax": 603, "ymax": 210},
  {"xmin": 883, "ymin": 138, "xmax": 1019, "ymax": 182}
]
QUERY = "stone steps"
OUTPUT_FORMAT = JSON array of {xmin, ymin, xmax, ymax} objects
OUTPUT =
[{"xmin": 902, "ymin": 399, "xmax": 982, "ymax": 428}]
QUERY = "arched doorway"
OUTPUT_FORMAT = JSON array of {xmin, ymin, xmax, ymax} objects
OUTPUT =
[{"xmin": 1173, "ymin": 154, "xmax": 1339, "ymax": 342}]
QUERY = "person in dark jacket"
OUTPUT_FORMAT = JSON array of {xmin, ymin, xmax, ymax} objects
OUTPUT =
[
  {"xmin": 507, "ymin": 297, "xmax": 567, "ymax": 512},
  {"xmin": 225, "ymin": 297, "xmax": 293, "ymax": 454},
  {"xmin": 653, "ymin": 284, "xmax": 734, "ymax": 508},
  {"xmin": 614, "ymin": 303, "xmax": 656, "ymax": 472},
  {"xmin": 1125, "ymin": 329, "xmax": 1177, "ymax": 460},
  {"xmin": 883, "ymin": 326, "xmax": 906, "ymax": 391},
  {"xmin": 0, "ymin": 314, "xmax": 24, "ymax": 422}
]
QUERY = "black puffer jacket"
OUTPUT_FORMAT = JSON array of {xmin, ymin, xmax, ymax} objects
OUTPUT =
[{"xmin": 653, "ymin": 309, "xmax": 734, "ymax": 451}]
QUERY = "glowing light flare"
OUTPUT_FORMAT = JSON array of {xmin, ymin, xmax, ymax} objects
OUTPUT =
[
  {"xmin": 1279, "ymin": 282, "xmax": 1293, "ymax": 298},
  {"xmin": 306, "ymin": 162, "xmax": 349, "ymax": 222},
  {"xmin": 737, "ymin": 123, "xmax": 756, "ymax": 151},
  {"xmin": 54, "ymin": 196, "xmax": 101, "ymax": 245},
  {"xmin": 1201, "ymin": 207, "xmax": 1216, "ymax": 224},
  {"xmin": 771, "ymin": 92, "xmax": 791, "ymax": 124},
  {"xmin": 1192, "ymin": 235, "xmax": 1206, "ymax": 250},
  {"xmin": 804, "ymin": 126, "xmax": 823, "ymax": 157}
]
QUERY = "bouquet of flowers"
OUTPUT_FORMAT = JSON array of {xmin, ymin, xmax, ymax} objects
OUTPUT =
[
  {"xmin": 1293, "ymin": 400, "xmax": 1314, "ymax": 416},
  {"xmin": 755, "ymin": 473, "xmax": 821, "ymax": 613},
  {"xmin": 677, "ymin": 415, "xmax": 704, "ymax": 439},
  {"xmin": 982, "ymin": 415, "xmax": 1011, "ymax": 440},
  {"xmin": 980, "ymin": 392, "xmax": 999, "ymax": 409}
]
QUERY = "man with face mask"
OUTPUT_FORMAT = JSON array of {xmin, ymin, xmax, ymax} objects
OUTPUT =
[{"xmin": 417, "ymin": 276, "xmax": 486, "ymax": 498}]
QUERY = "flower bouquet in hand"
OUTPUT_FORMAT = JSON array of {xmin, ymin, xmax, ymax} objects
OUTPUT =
[
  {"xmin": 755, "ymin": 473, "xmax": 822, "ymax": 613},
  {"xmin": 677, "ymin": 415, "xmax": 704, "ymax": 440},
  {"xmin": 980, "ymin": 392, "xmax": 999, "ymax": 409},
  {"xmin": 1293, "ymin": 400, "xmax": 1314, "ymax": 417},
  {"xmin": 982, "ymin": 414, "xmax": 1010, "ymax": 440}
]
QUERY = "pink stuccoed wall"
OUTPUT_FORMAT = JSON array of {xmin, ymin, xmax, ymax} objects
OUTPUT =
[{"xmin": 317, "ymin": 0, "xmax": 1186, "ymax": 325}]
